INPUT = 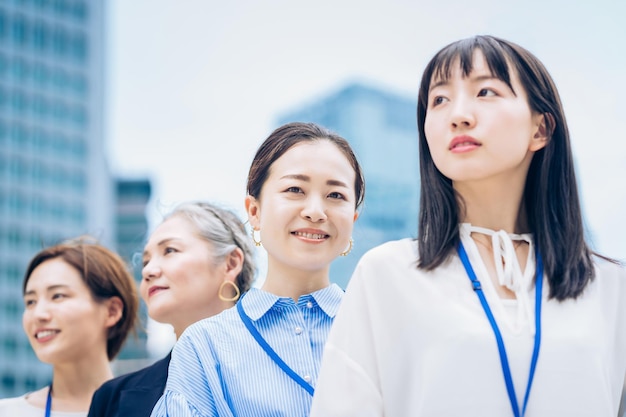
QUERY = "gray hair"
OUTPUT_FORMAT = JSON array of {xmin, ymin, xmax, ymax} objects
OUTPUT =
[{"xmin": 164, "ymin": 201, "xmax": 256, "ymax": 293}]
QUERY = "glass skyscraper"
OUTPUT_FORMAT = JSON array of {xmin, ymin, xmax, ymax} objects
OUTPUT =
[
  {"xmin": 0, "ymin": 0, "xmax": 112, "ymax": 398},
  {"xmin": 278, "ymin": 82, "xmax": 419, "ymax": 289}
]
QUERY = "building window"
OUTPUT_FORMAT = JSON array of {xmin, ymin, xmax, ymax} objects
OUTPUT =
[
  {"xmin": 73, "ymin": 72, "xmax": 87, "ymax": 96},
  {"xmin": 11, "ymin": 90, "xmax": 29, "ymax": 114},
  {"xmin": 53, "ymin": 0, "xmax": 69, "ymax": 15},
  {"xmin": 73, "ymin": 1, "xmax": 88, "ymax": 21},
  {"xmin": 52, "ymin": 68, "xmax": 68, "ymax": 90},
  {"xmin": 52, "ymin": 26, "xmax": 68, "ymax": 56},
  {"xmin": 0, "ymin": 53, "xmax": 8, "ymax": 77},
  {"xmin": 1, "ymin": 373, "xmax": 16, "ymax": 394},
  {"xmin": 0, "ymin": 10, "xmax": 6, "ymax": 41},
  {"xmin": 0, "ymin": 86, "xmax": 6, "ymax": 110},
  {"xmin": 11, "ymin": 15, "xmax": 28, "ymax": 46},
  {"xmin": 72, "ymin": 104, "xmax": 86, "ymax": 126},
  {"xmin": 3, "ymin": 335, "xmax": 17, "ymax": 354},
  {"xmin": 32, "ymin": 20, "xmax": 49, "ymax": 52},
  {"xmin": 72, "ymin": 31, "xmax": 87, "ymax": 62},
  {"xmin": 32, "ymin": 63, "xmax": 49, "ymax": 87},
  {"xmin": 9, "ymin": 123, "xmax": 28, "ymax": 148},
  {"xmin": 32, "ymin": 94, "xmax": 49, "ymax": 119},
  {"xmin": 11, "ymin": 58, "xmax": 29, "ymax": 82}
]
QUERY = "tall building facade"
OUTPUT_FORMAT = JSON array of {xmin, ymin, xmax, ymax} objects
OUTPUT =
[
  {"xmin": 0, "ymin": 0, "xmax": 110, "ymax": 398},
  {"xmin": 113, "ymin": 178, "xmax": 151, "ymax": 364},
  {"xmin": 278, "ymin": 82, "xmax": 419, "ymax": 289}
]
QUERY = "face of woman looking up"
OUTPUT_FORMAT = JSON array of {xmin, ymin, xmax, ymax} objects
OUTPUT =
[
  {"xmin": 424, "ymin": 49, "xmax": 547, "ymax": 189},
  {"xmin": 141, "ymin": 213, "xmax": 245, "ymax": 337}
]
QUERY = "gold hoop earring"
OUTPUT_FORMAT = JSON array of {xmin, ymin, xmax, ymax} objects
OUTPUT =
[
  {"xmin": 251, "ymin": 228, "xmax": 261, "ymax": 247},
  {"xmin": 218, "ymin": 280, "xmax": 240, "ymax": 302},
  {"xmin": 340, "ymin": 238, "xmax": 353, "ymax": 257}
]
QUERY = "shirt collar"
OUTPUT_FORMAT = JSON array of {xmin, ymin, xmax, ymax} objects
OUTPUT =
[{"xmin": 241, "ymin": 284, "xmax": 344, "ymax": 321}]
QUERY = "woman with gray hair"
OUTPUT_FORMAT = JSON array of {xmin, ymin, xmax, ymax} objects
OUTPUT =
[{"xmin": 88, "ymin": 201, "xmax": 256, "ymax": 417}]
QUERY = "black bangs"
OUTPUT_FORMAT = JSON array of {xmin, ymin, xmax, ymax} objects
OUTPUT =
[{"xmin": 427, "ymin": 36, "xmax": 516, "ymax": 94}]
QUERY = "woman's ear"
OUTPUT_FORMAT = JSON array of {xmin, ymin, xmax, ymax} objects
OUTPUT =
[
  {"xmin": 529, "ymin": 112, "xmax": 554, "ymax": 152},
  {"xmin": 245, "ymin": 195, "xmax": 260, "ymax": 230},
  {"xmin": 104, "ymin": 296, "xmax": 124, "ymax": 329},
  {"xmin": 225, "ymin": 247, "xmax": 244, "ymax": 277}
]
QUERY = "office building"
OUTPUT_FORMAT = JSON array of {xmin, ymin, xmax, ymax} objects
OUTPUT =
[
  {"xmin": 113, "ymin": 177, "xmax": 151, "ymax": 364},
  {"xmin": 0, "ymin": 0, "xmax": 110, "ymax": 397}
]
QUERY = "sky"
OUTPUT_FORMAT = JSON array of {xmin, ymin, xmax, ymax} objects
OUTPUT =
[
  {"xmin": 106, "ymin": 0, "xmax": 626, "ymax": 355},
  {"xmin": 107, "ymin": 0, "xmax": 626, "ymax": 260}
]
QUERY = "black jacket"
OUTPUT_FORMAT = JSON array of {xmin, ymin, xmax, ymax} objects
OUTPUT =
[{"xmin": 87, "ymin": 353, "xmax": 171, "ymax": 417}]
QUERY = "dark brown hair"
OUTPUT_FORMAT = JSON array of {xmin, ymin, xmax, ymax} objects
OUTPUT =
[
  {"xmin": 23, "ymin": 237, "xmax": 139, "ymax": 359},
  {"xmin": 246, "ymin": 122, "xmax": 365, "ymax": 209}
]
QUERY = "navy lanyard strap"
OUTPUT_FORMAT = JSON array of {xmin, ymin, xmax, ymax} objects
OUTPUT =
[
  {"xmin": 457, "ymin": 242, "xmax": 543, "ymax": 417},
  {"xmin": 45, "ymin": 384, "xmax": 52, "ymax": 417},
  {"xmin": 236, "ymin": 299, "xmax": 315, "ymax": 396}
]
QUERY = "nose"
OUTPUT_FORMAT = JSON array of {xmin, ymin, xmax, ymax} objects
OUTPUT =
[
  {"xmin": 450, "ymin": 96, "xmax": 476, "ymax": 129},
  {"xmin": 301, "ymin": 196, "xmax": 328, "ymax": 223},
  {"xmin": 142, "ymin": 258, "xmax": 162, "ymax": 281},
  {"xmin": 31, "ymin": 299, "xmax": 52, "ymax": 321}
]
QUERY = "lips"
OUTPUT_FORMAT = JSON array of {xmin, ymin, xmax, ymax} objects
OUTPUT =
[
  {"xmin": 35, "ymin": 329, "xmax": 60, "ymax": 341},
  {"xmin": 148, "ymin": 286, "xmax": 168, "ymax": 297},
  {"xmin": 449, "ymin": 135, "xmax": 482, "ymax": 151}
]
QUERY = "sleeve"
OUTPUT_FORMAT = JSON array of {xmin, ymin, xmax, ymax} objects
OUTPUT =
[
  {"xmin": 150, "ymin": 328, "xmax": 234, "ymax": 417},
  {"xmin": 310, "ymin": 258, "xmax": 384, "ymax": 417}
]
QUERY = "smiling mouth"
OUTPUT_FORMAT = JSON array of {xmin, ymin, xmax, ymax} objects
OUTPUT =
[
  {"xmin": 148, "ymin": 287, "xmax": 168, "ymax": 297},
  {"xmin": 292, "ymin": 231, "xmax": 329, "ymax": 240},
  {"xmin": 35, "ymin": 330, "xmax": 59, "ymax": 339}
]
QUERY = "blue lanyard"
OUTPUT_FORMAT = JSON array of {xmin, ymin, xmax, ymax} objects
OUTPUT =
[
  {"xmin": 236, "ymin": 299, "xmax": 315, "ymax": 396},
  {"xmin": 45, "ymin": 384, "xmax": 52, "ymax": 417},
  {"xmin": 457, "ymin": 242, "xmax": 543, "ymax": 417}
]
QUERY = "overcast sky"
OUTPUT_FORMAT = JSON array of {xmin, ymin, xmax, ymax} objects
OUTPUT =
[{"xmin": 107, "ymin": 0, "xmax": 626, "ymax": 258}]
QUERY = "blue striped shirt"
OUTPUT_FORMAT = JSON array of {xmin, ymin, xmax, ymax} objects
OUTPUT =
[{"xmin": 150, "ymin": 284, "xmax": 344, "ymax": 417}]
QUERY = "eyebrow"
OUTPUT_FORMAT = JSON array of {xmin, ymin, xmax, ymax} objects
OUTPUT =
[
  {"xmin": 143, "ymin": 237, "xmax": 181, "ymax": 257},
  {"xmin": 429, "ymin": 73, "xmax": 500, "ymax": 93},
  {"xmin": 280, "ymin": 174, "xmax": 349, "ymax": 188},
  {"xmin": 24, "ymin": 284, "xmax": 70, "ymax": 297}
]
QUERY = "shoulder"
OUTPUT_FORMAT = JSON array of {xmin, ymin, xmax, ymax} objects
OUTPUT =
[
  {"xmin": 593, "ymin": 257, "xmax": 626, "ymax": 287},
  {"xmin": 353, "ymin": 238, "xmax": 419, "ymax": 278},
  {"xmin": 0, "ymin": 395, "xmax": 32, "ymax": 413},
  {"xmin": 174, "ymin": 306, "xmax": 246, "ymax": 359},
  {"xmin": 182, "ymin": 305, "xmax": 241, "ymax": 339},
  {"xmin": 358, "ymin": 238, "xmax": 418, "ymax": 266},
  {"xmin": 346, "ymin": 238, "xmax": 425, "ymax": 290},
  {"xmin": 97, "ymin": 354, "xmax": 171, "ymax": 394}
]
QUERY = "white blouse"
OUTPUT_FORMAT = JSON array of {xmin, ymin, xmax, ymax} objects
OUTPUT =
[
  {"xmin": 310, "ymin": 234, "xmax": 626, "ymax": 417},
  {"xmin": 0, "ymin": 394, "xmax": 87, "ymax": 417}
]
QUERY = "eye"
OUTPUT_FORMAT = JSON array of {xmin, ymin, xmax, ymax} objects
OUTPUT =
[
  {"xmin": 24, "ymin": 299, "xmax": 36, "ymax": 308},
  {"xmin": 431, "ymin": 95, "xmax": 448, "ymax": 107},
  {"xmin": 478, "ymin": 88, "xmax": 496, "ymax": 97},
  {"xmin": 328, "ymin": 191, "xmax": 346, "ymax": 200},
  {"xmin": 164, "ymin": 247, "xmax": 177, "ymax": 255},
  {"xmin": 285, "ymin": 186, "xmax": 304, "ymax": 194},
  {"xmin": 51, "ymin": 293, "xmax": 67, "ymax": 301}
]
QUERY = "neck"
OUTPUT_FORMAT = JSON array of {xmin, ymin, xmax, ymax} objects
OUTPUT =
[
  {"xmin": 50, "ymin": 355, "xmax": 113, "ymax": 411},
  {"xmin": 262, "ymin": 261, "xmax": 330, "ymax": 301},
  {"xmin": 173, "ymin": 298, "xmax": 234, "ymax": 339},
  {"xmin": 455, "ymin": 176, "xmax": 527, "ymax": 234}
]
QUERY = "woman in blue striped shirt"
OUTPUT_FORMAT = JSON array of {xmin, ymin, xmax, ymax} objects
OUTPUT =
[{"xmin": 151, "ymin": 122, "xmax": 365, "ymax": 417}]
